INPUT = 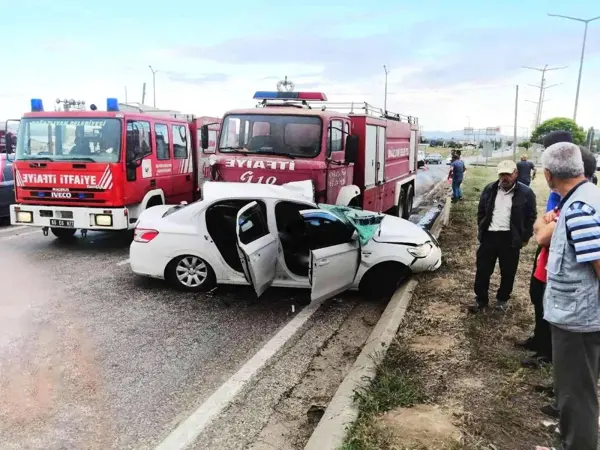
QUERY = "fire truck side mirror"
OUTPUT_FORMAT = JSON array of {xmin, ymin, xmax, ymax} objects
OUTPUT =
[
  {"xmin": 5, "ymin": 132, "xmax": 16, "ymax": 154},
  {"xmin": 345, "ymin": 135, "xmax": 358, "ymax": 164},
  {"xmin": 200, "ymin": 125, "xmax": 209, "ymax": 150}
]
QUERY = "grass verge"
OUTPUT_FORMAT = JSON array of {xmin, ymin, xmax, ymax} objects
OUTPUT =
[{"xmin": 343, "ymin": 167, "xmax": 557, "ymax": 450}]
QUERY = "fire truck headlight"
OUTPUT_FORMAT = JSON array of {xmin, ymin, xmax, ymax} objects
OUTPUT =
[
  {"xmin": 16, "ymin": 211, "xmax": 33, "ymax": 223},
  {"xmin": 94, "ymin": 214, "xmax": 113, "ymax": 227}
]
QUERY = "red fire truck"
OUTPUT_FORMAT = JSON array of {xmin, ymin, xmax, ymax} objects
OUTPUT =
[
  {"xmin": 7, "ymin": 98, "xmax": 219, "ymax": 239},
  {"xmin": 199, "ymin": 91, "xmax": 419, "ymax": 218}
]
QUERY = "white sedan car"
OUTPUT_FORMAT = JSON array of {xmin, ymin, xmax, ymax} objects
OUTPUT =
[{"xmin": 129, "ymin": 182, "xmax": 442, "ymax": 301}]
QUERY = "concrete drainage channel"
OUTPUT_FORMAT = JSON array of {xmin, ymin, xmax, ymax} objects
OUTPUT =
[{"xmin": 303, "ymin": 191, "xmax": 452, "ymax": 450}]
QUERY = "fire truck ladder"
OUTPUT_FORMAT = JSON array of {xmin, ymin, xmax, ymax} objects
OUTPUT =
[
  {"xmin": 258, "ymin": 99, "xmax": 418, "ymax": 125},
  {"xmin": 118, "ymin": 102, "xmax": 197, "ymax": 122}
]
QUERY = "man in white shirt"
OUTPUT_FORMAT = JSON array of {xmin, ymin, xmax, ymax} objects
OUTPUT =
[{"xmin": 470, "ymin": 160, "xmax": 537, "ymax": 313}]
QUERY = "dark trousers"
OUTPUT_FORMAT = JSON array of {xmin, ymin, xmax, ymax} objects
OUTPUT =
[
  {"xmin": 529, "ymin": 245, "xmax": 552, "ymax": 357},
  {"xmin": 552, "ymin": 325, "xmax": 600, "ymax": 450},
  {"xmin": 474, "ymin": 231, "xmax": 520, "ymax": 304}
]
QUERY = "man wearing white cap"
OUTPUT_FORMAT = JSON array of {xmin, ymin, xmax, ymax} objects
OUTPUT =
[{"xmin": 470, "ymin": 160, "xmax": 537, "ymax": 313}]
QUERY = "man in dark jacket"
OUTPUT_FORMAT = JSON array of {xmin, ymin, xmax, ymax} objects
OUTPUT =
[{"xmin": 470, "ymin": 160, "xmax": 537, "ymax": 313}]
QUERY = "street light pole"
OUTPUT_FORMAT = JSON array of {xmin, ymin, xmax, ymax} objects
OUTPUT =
[
  {"xmin": 383, "ymin": 65, "xmax": 390, "ymax": 113},
  {"xmin": 148, "ymin": 65, "xmax": 158, "ymax": 107},
  {"xmin": 548, "ymin": 14, "xmax": 600, "ymax": 122}
]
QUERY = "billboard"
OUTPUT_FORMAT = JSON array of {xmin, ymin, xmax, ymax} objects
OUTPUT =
[{"xmin": 464, "ymin": 127, "xmax": 474, "ymax": 135}]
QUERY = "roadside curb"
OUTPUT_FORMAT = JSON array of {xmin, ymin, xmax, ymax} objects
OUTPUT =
[
  {"xmin": 412, "ymin": 177, "xmax": 449, "ymax": 210},
  {"xmin": 430, "ymin": 196, "xmax": 451, "ymax": 240},
  {"xmin": 304, "ymin": 280, "xmax": 419, "ymax": 450}
]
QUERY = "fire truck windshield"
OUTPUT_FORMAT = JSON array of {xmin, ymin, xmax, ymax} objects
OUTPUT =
[
  {"xmin": 219, "ymin": 114, "xmax": 322, "ymax": 158},
  {"xmin": 16, "ymin": 118, "xmax": 122, "ymax": 163}
]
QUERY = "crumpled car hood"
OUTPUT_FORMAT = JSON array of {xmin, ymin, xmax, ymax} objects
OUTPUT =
[{"xmin": 372, "ymin": 215, "xmax": 432, "ymax": 245}]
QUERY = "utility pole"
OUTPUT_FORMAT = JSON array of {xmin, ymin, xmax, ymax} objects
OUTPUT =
[
  {"xmin": 513, "ymin": 85, "xmax": 519, "ymax": 161},
  {"xmin": 141, "ymin": 83, "xmax": 147, "ymax": 105},
  {"xmin": 149, "ymin": 65, "xmax": 158, "ymax": 107},
  {"xmin": 522, "ymin": 65, "xmax": 566, "ymax": 127},
  {"xmin": 124, "ymin": 86, "xmax": 128, "ymax": 104},
  {"xmin": 383, "ymin": 65, "xmax": 390, "ymax": 113},
  {"xmin": 548, "ymin": 14, "xmax": 600, "ymax": 122}
]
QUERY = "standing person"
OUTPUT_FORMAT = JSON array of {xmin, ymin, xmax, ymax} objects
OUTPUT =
[
  {"xmin": 470, "ymin": 160, "xmax": 537, "ymax": 313},
  {"xmin": 536, "ymin": 142, "xmax": 600, "ymax": 450},
  {"xmin": 448, "ymin": 154, "xmax": 466, "ymax": 202},
  {"xmin": 518, "ymin": 132, "xmax": 574, "ymax": 366},
  {"xmin": 517, "ymin": 154, "xmax": 536, "ymax": 186}
]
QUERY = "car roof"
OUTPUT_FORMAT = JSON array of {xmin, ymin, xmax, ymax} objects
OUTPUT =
[{"xmin": 201, "ymin": 181, "xmax": 316, "ymax": 204}]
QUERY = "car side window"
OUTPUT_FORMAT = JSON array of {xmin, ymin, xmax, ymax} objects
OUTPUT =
[
  {"xmin": 238, "ymin": 203, "xmax": 269, "ymax": 245},
  {"xmin": 155, "ymin": 123, "xmax": 170, "ymax": 160},
  {"xmin": 327, "ymin": 120, "xmax": 343, "ymax": 156},
  {"xmin": 173, "ymin": 125, "xmax": 188, "ymax": 159},
  {"xmin": 126, "ymin": 120, "xmax": 151, "ymax": 161},
  {"xmin": 301, "ymin": 210, "xmax": 355, "ymax": 248}
]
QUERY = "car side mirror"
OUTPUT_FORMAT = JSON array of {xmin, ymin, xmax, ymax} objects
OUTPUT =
[
  {"xmin": 200, "ymin": 125, "xmax": 209, "ymax": 150},
  {"xmin": 345, "ymin": 135, "xmax": 358, "ymax": 164}
]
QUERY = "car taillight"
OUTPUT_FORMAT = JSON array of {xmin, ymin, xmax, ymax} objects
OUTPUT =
[{"xmin": 133, "ymin": 228, "xmax": 159, "ymax": 243}]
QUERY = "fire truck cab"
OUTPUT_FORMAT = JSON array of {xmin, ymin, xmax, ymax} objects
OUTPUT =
[
  {"xmin": 200, "ymin": 91, "xmax": 419, "ymax": 218},
  {"xmin": 8, "ymin": 98, "xmax": 218, "ymax": 239}
]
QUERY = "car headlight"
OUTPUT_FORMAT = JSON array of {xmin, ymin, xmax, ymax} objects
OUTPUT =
[
  {"xmin": 16, "ymin": 211, "xmax": 33, "ymax": 223},
  {"xmin": 407, "ymin": 242, "xmax": 433, "ymax": 258}
]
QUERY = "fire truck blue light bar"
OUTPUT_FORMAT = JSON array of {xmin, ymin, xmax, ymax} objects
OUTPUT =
[
  {"xmin": 106, "ymin": 98, "xmax": 119, "ymax": 112},
  {"xmin": 30, "ymin": 99, "xmax": 44, "ymax": 112},
  {"xmin": 253, "ymin": 91, "xmax": 327, "ymax": 101}
]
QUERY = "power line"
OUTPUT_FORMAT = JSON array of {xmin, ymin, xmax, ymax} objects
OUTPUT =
[{"xmin": 522, "ymin": 65, "xmax": 567, "ymax": 127}]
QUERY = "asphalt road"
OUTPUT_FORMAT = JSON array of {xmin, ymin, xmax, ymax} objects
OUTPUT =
[{"xmin": 0, "ymin": 165, "xmax": 449, "ymax": 450}]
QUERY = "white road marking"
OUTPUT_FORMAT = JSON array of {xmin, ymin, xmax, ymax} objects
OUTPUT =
[
  {"xmin": 0, "ymin": 226, "xmax": 26, "ymax": 235},
  {"xmin": 116, "ymin": 259, "xmax": 130, "ymax": 266},
  {"xmin": 0, "ymin": 229, "xmax": 42, "ymax": 240},
  {"xmin": 154, "ymin": 297, "xmax": 325, "ymax": 450}
]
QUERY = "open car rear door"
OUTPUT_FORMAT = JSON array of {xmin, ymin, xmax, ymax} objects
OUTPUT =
[{"xmin": 236, "ymin": 201, "xmax": 278, "ymax": 297}]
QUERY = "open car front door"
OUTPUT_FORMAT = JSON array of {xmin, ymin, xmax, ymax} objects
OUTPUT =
[
  {"xmin": 236, "ymin": 201, "xmax": 279, "ymax": 297},
  {"xmin": 300, "ymin": 210, "xmax": 361, "ymax": 302}
]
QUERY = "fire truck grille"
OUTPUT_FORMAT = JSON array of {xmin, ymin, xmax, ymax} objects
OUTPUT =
[{"xmin": 21, "ymin": 187, "xmax": 107, "ymax": 204}]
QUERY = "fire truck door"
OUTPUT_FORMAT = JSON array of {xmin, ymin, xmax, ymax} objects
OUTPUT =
[
  {"xmin": 153, "ymin": 123, "xmax": 173, "ymax": 201},
  {"xmin": 172, "ymin": 124, "xmax": 194, "ymax": 203},
  {"xmin": 376, "ymin": 127, "xmax": 386, "ymax": 184},
  {"xmin": 409, "ymin": 130, "xmax": 417, "ymax": 172},
  {"xmin": 365, "ymin": 125, "xmax": 377, "ymax": 187}
]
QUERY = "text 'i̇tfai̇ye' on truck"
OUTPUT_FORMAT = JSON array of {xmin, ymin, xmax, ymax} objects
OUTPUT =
[
  {"xmin": 5, "ymin": 98, "xmax": 220, "ymax": 240},
  {"xmin": 198, "ymin": 90, "xmax": 420, "ymax": 218}
]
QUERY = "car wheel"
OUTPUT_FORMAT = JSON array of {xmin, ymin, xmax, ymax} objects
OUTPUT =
[
  {"xmin": 359, "ymin": 262, "xmax": 410, "ymax": 300},
  {"xmin": 51, "ymin": 227, "xmax": 77, "ymax": 240},
  {"xmin": 167, "ymin": 255, "xmax": 216, "ymax": 292}
]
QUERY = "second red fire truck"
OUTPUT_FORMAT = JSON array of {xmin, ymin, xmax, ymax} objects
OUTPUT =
[{"xmin": 7, "ymin": 98, "xmax": 219, "ymax": 239}]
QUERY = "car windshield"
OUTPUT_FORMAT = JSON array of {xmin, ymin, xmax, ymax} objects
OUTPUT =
[
  {"xmin": 16, "ymin": 118, "xmax": 122, "ymax": 163},
  {"xmin": 318, "ymin": 204, "xmax": 385, "ymax": 245},
  {"xmin": 219, "ymin": 114, "xmax": 322, "ymax": 158}
]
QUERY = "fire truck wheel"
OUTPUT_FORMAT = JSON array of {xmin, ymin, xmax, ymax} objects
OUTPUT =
[
  {"xmin": 50, "ymin": 227, "xmax": 77, "ymax": 240},
  {"xmin": 359, "ymin": 262, "xmax": 410, "ymax": 300},
  {"xmin": 166, "ymin": 255, "xmax": 216, "ymax": 292},
  {"xmin": 402, "ymin": 185, "xmax": 414, "ymax": 220}
]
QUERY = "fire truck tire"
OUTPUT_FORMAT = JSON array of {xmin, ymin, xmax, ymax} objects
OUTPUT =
[
  {"xmin": 50, "ymin": 227, "xmax": 77, "ymax": 240},
  {"xmin": 166, "ymin": 255, "xmax": 216, "ymax": 292},
  {"xmin": 402, "ymin": 184, "xmax": 414, "ymax": 220},
  {"xmin": 359, "ymin": 262, "xmax": 410, "ymax": 300}
]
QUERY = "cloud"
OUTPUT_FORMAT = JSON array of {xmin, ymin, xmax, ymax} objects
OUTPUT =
[
  {"xmin": 170, "ymin": 24, "xmax": 599, "ymax": 90},
  {"xmin": 163, "ymin": 71, "xmax": 230, "ymax": 85}
]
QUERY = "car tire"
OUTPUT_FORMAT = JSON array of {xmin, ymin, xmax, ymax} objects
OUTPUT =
[
  {"xmin": 51, "ymin": 227, "xmax": 77, "ymax": 240},
  {"xmin": 359, "ymin": 262, "xmax": 410, "ymax": 300},
  {"xmin": 166, "ymin": 255, "xmax": 216, "ymax": 292}
]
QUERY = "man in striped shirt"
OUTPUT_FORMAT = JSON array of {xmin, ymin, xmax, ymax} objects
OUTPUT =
[{"xmin": 539, "ymin": 142, "xmax": 600, "ymax": 450}]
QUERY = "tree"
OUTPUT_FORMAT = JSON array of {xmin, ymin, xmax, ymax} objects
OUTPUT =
[
  {"xmin": 521, "ymin": 141, "xmax": 531, "ymax": 150},
  {"xmin": 531, "ymin": 117, "xmax": 586, "ymax": 145}
]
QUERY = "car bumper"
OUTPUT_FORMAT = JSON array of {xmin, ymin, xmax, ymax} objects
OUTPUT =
[
  {"xmin": 130, "ymin": 241, "xmax": 169, "ymax": 279},
  {"xmin": 410, "ymin": 245, "xmax": 442, "ymax": 272},
  {"xmin": 9, "ymin": 204, "xmax": 131, "ymax": 230},
  {"xmin": 0, "ymin": 183, "xmax": 15, "ymax": 218}
]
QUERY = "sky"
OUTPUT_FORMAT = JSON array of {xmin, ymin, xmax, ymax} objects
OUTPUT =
[{"xmin": 0, "ymin": 0, "xmax": 598, "ymax": 135}]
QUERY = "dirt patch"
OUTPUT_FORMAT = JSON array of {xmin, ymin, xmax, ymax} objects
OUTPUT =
[
  {"xmin": 378, "ymin": 404, "xmax": 462, "ymax": 448},
  {"xmin": 409, "ymin": 335, "xmax": 456, "ymax": 353},
  {"xmin": 345, "ymin": 170, "xmax": 559, "ymax": 450}
]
